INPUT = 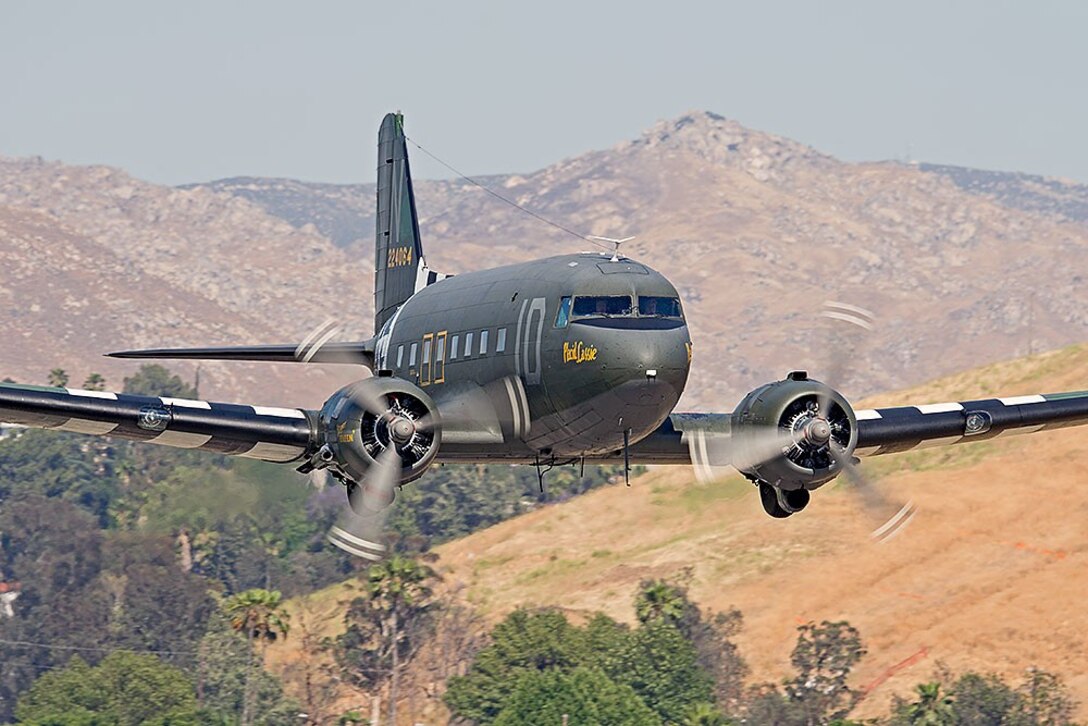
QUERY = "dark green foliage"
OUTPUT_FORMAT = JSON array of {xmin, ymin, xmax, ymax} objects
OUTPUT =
[
  {"xmin": 1015, "ymin": 667, "xmax": 1078, "ymax": 725},
  {"xmin": 386, "ymin": 461, "xmax": 620, "ymax": 551},
  {"xmin": 444, "ymin": 609, "xmax": 597, "ymax": 723},
  {"xmin": 635, "ymin": 578, "xmax": 748, "ymax": 711},
  {"xmin": 103, "ymin": 533, "xmax": 217, "ymax": 666},
  {"xmin": 122, "ymin": 364, "xmax": 198, "ymax": 398},
  {"xmin": 890, "ymin": 667, "xmax": 1080, "ymax": 726},
  {"xmin": 948, "ymin": 671, "xmax": 1021, "ymax": 725},
  {"xmin": 15, "ymin": 652, "xmax": 200, "ymax": 725},
  {"xmin": 196, "ymin": 616, "xmax": 300, "ymax": 724},
  {"xmin": 492, "ymin": 666, "xmax": 659, "ymax": 726},
  {"xmin": 683, "ymin": 701, "xmax": 735, "ymax": 726},
  {"xmin": 47, "ymin": 368, "xmax": 68, "ymax": 388},
  {"xmin": 0, "ymin": 430, "xmax": 122, "ymax": 526},
  {"xmin": 605, "ymin": 618, "xmax": 715, "ymax": 724},
  {"xmin": 446, "ymin": 603, "xmax": 723, "ymax": 725},
  {"xmin": 0, "ymin": 495, "xmax": 114, "ymax": 719},
  {"xmin": 83, "ymin": 372, "xmax": 107, "ymax": 391},
  {"xmin": 888, "ymin": 682, "xmax": 955, "ymax": 725},
  {"xmin": 331, "ymin": 556, "xmax": 440, "ymax": 726},
  {"xmin": 784, "ymin": 620, "xmax": 866, "ymax": 724}
]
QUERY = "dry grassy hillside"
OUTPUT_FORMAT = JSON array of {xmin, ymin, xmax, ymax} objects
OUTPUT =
[
  {"xmin": 270, "ymin": 343, "xmax": 1088, "ymax": 721},
  {"xmin": 436, "ymin": 343, "xmax": 1088, "ymax": 718}
]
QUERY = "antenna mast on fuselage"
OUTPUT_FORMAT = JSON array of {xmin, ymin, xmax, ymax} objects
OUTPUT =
[{"xmin": 587, "ymin": 235, "xmax": 636, "ymax": 262}]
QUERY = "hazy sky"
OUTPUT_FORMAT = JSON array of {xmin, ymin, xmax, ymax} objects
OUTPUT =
[{"xmin": 3, "ymin": 1, "xmax": 1086, "ymax": 185}]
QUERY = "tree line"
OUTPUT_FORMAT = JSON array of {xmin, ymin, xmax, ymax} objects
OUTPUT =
[{"xmin": 0, "ymin": 365, "xmax": 621, "ymax": 722}]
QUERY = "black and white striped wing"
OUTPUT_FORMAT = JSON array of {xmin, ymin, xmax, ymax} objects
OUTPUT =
[
  {"xmin": 0, "ymin": 383, "xmax": 315, "ymax": 463},
  {"xmin": 855, "ymin": 391, "xmax": 1088, "ymax": 457}
]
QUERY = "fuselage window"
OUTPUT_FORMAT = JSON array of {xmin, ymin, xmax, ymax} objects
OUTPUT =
[
  {"xmin": 479, "ymin": 329, "xmax": 489, "ymax": 355},
  {"xmin": 422, "ymin": 339, "xmax": 431, "ymax": 365},
  {"xmin": 450, "ymin": 335, "xmax": 459, "ymax": 360},
  {"xmin": 409, "ymin": 342, "xmax": 418, "ymax": 367},
  {"xmin": 572, "ymin": 295, "xmax": 633, "ymax": 318},
  {"xmin": 464, "ymin": 332, "xmax": 474, "ymax": 358},
  {"xmin": 555, "ymin": 296, "xmax": 571, "ymax": 328},
  {"xmin": 638, "ymin": 296, "xmax": 684, "ymax": 319},
  {"xmin": 496, "ymin": 328, "xmax": 507, "ymax": 353},
  {"xmin": 396, "ymin": 345, "xmax": 404, "ymax": 368}
]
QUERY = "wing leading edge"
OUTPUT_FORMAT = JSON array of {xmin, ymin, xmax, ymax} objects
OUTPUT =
[
  {"xmin": 0, "ymin": 383, "xmax": 316, "ymax": 463},
  {"xmin": 854, "ymin": 390, "xmax": 1088, "ymax": 456}
]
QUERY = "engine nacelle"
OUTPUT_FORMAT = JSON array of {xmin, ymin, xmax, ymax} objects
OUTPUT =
[
  {"xmin": 314, "ymin": 377, "xmax": 441, "ymax": 488},
  {"xmin": 731, "ymin": 372, "xmax": 857, "ymax": 491}
]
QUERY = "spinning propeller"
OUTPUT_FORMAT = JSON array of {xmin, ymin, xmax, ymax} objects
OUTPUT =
[
  {"xmin": 690, "ymin": 301, "xmax": 915, "ymax": 542},
  {"xmin": 817, "ymin": 301, "xmax": 916, "ymax": 543}
]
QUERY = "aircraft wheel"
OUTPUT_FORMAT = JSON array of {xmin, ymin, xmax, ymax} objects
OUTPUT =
[{"xmin": 759, "ymin": 482, "xmax": 793, "ymax": 519}]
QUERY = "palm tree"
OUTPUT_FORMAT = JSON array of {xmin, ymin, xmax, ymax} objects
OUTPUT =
[
  {"xmin": 225, "ymin": 588, "xmax": 290, "ymax": 726},
  {"xmin": 47, "ymin": 368, "xmax": 69, "ymax": 388},
  {"xmin": 82, "ymin": 372, "xmax": 106, "ymax": 391},
  {"xmin": 905, "ymin": 682, "xmax": 954, "ymax": 725},
  {"xmin": 635, "ymin": 579, "xmax": 686, "ymax": 625},
  {"xmin": 364, "ymin": 555, "xmax": 437, "ymax": 726}
]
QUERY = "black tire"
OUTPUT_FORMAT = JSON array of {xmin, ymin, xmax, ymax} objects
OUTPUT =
[{"xmin": 759, "ymin": 482, "xmax": 793, "ymax": 519}]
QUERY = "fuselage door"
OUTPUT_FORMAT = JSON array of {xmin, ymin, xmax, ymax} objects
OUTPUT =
[
  {"xmin": 516, "ymin": 297, "xmax": 546, "ymax": 386},
  {"xmin": 434, "ymin": 331, "xmax": 447, "ymax": 384},
  {"xmin": 420, "ymin": 332, "xmax": 433, "ymax": 386}
]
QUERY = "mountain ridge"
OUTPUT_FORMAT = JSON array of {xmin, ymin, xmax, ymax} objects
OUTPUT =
[{"xmin": 3, "ymin": 111, "xmax": 1087, "ymax": 411}]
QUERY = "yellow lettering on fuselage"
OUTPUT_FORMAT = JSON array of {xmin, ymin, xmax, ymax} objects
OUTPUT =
[
  {"xmin": 563, "ymin": 341, "xmax": 599, "ymax": 364},
  {"xmin": 387, "ymin": 246, "xmax": 414, "ymax": 269}
]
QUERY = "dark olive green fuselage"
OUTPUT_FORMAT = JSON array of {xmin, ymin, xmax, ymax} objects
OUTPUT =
[{"xmin": 373, "ymin": 252, "xmax": 692, "ymax": 462}]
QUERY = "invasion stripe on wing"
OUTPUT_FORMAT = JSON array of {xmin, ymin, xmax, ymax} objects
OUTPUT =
[
  {"xmin": 251, "ymin": 406, "xmax": 307, "ymax": 419},
  {"xmin": 915, "ymin": 402, "xmax": 964, "ymax": 414},
  {"xmin": 161, "ymin": 397, "xmax": 212, "ymax": 409},
  {"xmin": 240, "ymin": 441, "xmax": 307, "ymax": 462},
  {"xmin": 66, "ymin": 388, "xmax": 118, "ymax": 400},
  {"xmin": 855, "ymin": 409, "xmax": 882, "ymax": 420},
  {"xmin": 998, "ymin": 395, "xmax": 1047, "ymax": 406},
  {"xmin": 54, "ymin": 418, "xmax": 118, "ymax": 435},
  {"xmin": 148, "ymin": 430, "xmax": 213, "ymax": 448}
]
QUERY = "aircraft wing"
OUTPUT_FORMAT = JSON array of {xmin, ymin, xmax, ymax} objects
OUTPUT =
[
  {"xmin": 628, "ymin": 389, "xmax": 1088, "ymax": 469},
  {"xmin": 0, "ymin": 383, "xmax": 315, "ymax": 463},
  {"xmin": 107, "ymin": 341, "xmax": 374, "ymax": 367},
  {"xmin": 853, "ymin": 390, "xmax": 1088, "ymax": 456}
]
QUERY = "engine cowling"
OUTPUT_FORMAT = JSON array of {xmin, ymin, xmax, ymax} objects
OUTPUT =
[
  {"xmin": 314, "ymin": 377, "xmax": 441, "ymax": 489},
  {"xmin": 730, "ymin": 372, "xmax": 857, "ymax": 492}
]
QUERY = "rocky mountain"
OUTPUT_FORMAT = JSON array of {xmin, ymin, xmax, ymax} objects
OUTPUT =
[
  {"xmin": 0, "ymin": 157, "xmax": 368, "ymax": 406},
  {"xmin": 3, "ymin": 111, "xmax": 1087, "ymax": 410}
]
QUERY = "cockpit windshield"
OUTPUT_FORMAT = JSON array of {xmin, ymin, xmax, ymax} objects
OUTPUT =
[
  {"xmin": 572, "ymin": 295, "xmax": 633, "ymax": 317},
  {"xmin": 638, "ymin": 296, "xmax": 684, "ymax": 319}
]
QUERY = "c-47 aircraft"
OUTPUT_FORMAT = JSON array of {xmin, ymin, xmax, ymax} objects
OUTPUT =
[{"xmin": 3, "ymin": 113, "xmax": 1088, "ymax": 559}]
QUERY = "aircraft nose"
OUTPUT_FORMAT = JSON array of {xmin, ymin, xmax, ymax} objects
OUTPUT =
[{"xmin": 568, "ymin": 324, "xmax": 691, "ymax": 405}]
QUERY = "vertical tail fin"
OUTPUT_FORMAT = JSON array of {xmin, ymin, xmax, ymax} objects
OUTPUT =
[{"xmin": 374, "ymin": 112, "xmax": 424, "ymax": 332}]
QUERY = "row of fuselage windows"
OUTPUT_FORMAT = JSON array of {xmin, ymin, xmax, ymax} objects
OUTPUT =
[{"xmin": 395, "ymin": 327, "xmax": 509, "ymax": 371}]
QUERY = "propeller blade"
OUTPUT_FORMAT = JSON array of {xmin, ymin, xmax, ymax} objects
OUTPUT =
[
  {"xmin": 326, "ymin": 446, "xmax": 402, "ymax": 560},
  {"xmin": 820, "ymin": 300, "xmax": 874, "ymax": 392},
  {"xmin": 830, "ymin": 448, "xmax": 916, "ymax": 543}
]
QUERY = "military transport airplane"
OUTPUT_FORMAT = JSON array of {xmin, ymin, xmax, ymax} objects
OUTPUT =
[{"xmin": 3, "ymin": 113, "xmax": 1087, "ymax": 560}]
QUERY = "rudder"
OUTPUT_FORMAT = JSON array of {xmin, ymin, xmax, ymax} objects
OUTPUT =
[{"xmin": 374, "ymin": 112, "xmax": 424, "ymax": 332}]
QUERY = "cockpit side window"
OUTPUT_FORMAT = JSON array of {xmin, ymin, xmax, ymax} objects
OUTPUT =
[
  {"xmin": 638, "ymin": 296, "xmax": 684, "ymax": 319},
  {"xmin": 555, "ymin": 296, "xmax": 572, "ymax": 328},
  {"xmin": 572, "ymin": 295, "xmax": 633, "ymax": 318}
]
